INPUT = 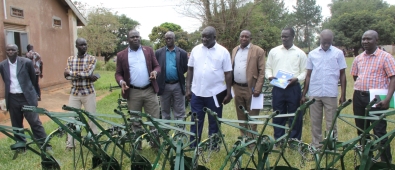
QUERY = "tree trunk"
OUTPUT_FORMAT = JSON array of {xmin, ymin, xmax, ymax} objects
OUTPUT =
[{"xmin": 353, "ymin": 47, "xmax": 359, "ymax": 57}]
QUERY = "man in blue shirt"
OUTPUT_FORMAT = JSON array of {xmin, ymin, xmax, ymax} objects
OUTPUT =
[
  {"xmin": 155, "ymin": 31, "xmax": 188, "ymax": 122},
  {"xmin": 301, "ymin": 29, "xmax": 347, "ymax": 149}
]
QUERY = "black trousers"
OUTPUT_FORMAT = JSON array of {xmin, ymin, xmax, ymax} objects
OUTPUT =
[
  {"xmin": 353, "ymin": 90, "xmax": 392, "ymax": 162},
  {"xmin": 9, "ymin": 93, "xmax": 47, "ymax": 142}
]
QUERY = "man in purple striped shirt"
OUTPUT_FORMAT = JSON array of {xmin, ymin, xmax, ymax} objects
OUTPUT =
[
  {"xmin": 351, "ymin": 30, "xmax": 395, "ymax": 163},
  {"xmin": 301, "ymin": 29, "xmax": 347, "ymax": 149}
]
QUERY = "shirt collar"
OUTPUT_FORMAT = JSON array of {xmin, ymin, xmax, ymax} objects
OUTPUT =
[
  {"xmin": 318, "ymin": 45, "xmax": 332, "ymax": 51},
  {"xmin": 239, "ymin": 43, "xmax": 250, "ymax": 49},
  {"xmin": 166, "ymin": 46, "xmax": 176, "ymax": 52},
  {"xmin": 129, "ymin": 46, "xmax": 142, "ymax": 52},
  {"xmin": 281, "ymin": 44, "xmax": 295, "ymax": 50},
  {"xmin": 202, "ymin": 42, "xmax": 218, "ymax": 49},
  {"xmin": 8, "ymin": 57, "xmax": 17, "ymax": 65},
  {"xmin": 363, "ymin": 47, "xmax": 380, "ymax": 57}
]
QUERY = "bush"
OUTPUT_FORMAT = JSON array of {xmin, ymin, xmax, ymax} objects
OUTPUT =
[
  {"xmin": 105, "ymin": 62, "xmax": 116, "ymax": 71},
  {"xmin": 96, "ymin": 60, "xmax": 105, "ymax": 71}
]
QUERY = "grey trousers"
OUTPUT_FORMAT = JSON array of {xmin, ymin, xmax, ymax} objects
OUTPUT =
[
  {"xmin": 128, "ymin": 87, "xmax": 160, "ymax": 131},
  {"xmin": 159, "ymin": 83, "xmax": 186, "ymax": 120},
  {"xmin": 309, "ymin": 96, "xmax": 338, "ymax": 148},
  {"xmin": 9, "ymin": 93, "xmax": 47, "ymax": 142},
  {"xmin": 66, "ymin": 93, "xmax": 98, "ymax": 148}
]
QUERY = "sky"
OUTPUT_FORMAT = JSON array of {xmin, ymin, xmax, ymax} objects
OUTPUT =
[{"xmin": 79, "ymin": 0, "xmax": 395, "ymax": 40}]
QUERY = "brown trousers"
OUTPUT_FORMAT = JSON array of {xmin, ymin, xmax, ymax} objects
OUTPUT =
[{"xmin": 233, "ymin": 84, "xmax": 260, "ymax": 137}]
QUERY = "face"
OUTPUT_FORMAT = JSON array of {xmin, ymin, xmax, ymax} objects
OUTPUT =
[
  {"xmin": 320, "ymin": 34, "xmax": 333, "ymax": 51},
  {"xmin": 361, "ymin": 32, "xmax": 377, "ymax": 52},
  {"xmin": 76, "ymin": 39, "xmax": 88, "ymax": 54},
  {"xmin": 164, "ymin": 34, "xmax": 175, "ymax": 47},
  {"xmin": 201, "ymin": 30, "xmax": 215, "ymax": 48},
  {"xmin": 281, "ymin": 30, "xmax": 294, "ymax": 47},
  {"xmin": 6, "ymin": 45, "xmax": 18, "ymax": 59},
  {"xmin": 239, "ymin": 31, "xmax": 251, "ymax": 48},
  {"xmin": 128, "ymin": 31, "xmax": 141, "ymax": 47}
]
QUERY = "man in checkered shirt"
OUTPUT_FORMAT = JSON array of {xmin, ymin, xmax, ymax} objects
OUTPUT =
[
  {"xmin": 351, "ymin": 30, "xmax": 395, "ymax": 163},
  {"xmin": 63, "ymin": 38, "xmax": 99, "ymax": 150}
]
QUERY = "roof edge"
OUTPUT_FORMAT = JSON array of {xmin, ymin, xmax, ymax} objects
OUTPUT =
[{"xmin": 63, "ymin": 0, "xmax": 87, "ymax": 26}]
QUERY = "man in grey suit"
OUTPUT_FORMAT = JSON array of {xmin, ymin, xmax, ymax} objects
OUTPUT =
[
  {"xmin": 0, "ymin": 44, "xmax": 47, "ymax": 146},
  {"xmin": 155, "ymin": 31, "xmax": 188, "ymax": 121}
]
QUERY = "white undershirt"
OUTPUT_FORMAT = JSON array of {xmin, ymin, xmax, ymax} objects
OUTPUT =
[{"xmin": 8, "ymin": 59, "xmax": 23, "ymax": 93}]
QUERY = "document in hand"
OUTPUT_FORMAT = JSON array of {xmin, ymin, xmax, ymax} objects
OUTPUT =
[
  {"xmin": 369, "ymin": 89, "xmax": 395, "ymax": 108},
  {"xmin": 250, "ymin": 93, "xmax": 264, "ymax": 109},
  {"xmin": 270, "ymin": 70, "xmax": 294, "ymax": 89}
]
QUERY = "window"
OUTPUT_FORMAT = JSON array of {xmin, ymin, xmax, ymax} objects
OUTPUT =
[
  {"xmin": 10, "ymin": 7, "xmax": 24, "ymax": 18},
  {"xmin": 52, "ymin": 16, "xmax": 62, "ymax": 28}
]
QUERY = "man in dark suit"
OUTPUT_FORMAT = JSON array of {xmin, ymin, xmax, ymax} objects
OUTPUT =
[
  {"xmin": 115, "ymin": 30, "xmax": 161, "ymax": 149},
  {"xmin": 155, "ymin": 31, "xmax": 188, "ymax": 121},
  {"xmin": 0, "ymin": 44, "xmax": 47, "ymax": 147}
]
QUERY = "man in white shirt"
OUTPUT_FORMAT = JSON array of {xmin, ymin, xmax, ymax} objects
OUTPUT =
[
  {"xmin": 186, "ymin": 26, "xmax": 233, "ymax": 149},
  {"xmin": 301, "ymin": 29, "xmax": 347, "ymax": 149},
  {"xmin": 265, "ymin": 27, "xmax": 307, "ymax": 141},
  {"xmin": 0, "ymin": 44, "xmax": 48, "ymax": 149}
]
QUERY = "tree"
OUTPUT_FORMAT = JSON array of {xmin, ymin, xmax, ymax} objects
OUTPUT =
[
  {"xmin": 292, "ymin": 0, "xmax": 322, "ymax": 51},
  {"xmin": 115, "ymin": 14, "xmax": 140, "ymax": 52},
  {"xmin": 148, "ymin": 22, "xmax": 194, "ymax": 51},
  {"xmin": 323, "ymin": 0, "xmax": 394, "ymax": 56},
  {"xmin": 78, "ymin": 7, "xmax": 120, "ymax": 61}
]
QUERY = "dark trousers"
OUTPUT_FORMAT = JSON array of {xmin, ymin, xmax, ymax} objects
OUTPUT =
[
  {"xmin": 353, "ymin": 90, "xmax": 392, "ymax": 162},
  {"xmin": 36, "ymin": 75, "xmax": 41, "ymax": 97},
  {"xmin": 272, "ymin": 83, "xmax": 303, "ymax": 140},
  {"xmin": 9, "ymin": 93, "xmax": 47, "ymax": 142},
  {"xmin": 190, "ymin": 93, "xmax": 223, "ymax": 148}
]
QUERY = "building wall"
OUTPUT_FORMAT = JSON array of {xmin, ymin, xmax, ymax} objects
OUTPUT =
[{"xmin": 0, "ymin": 0, "xmax": 78, "ymax": 97}]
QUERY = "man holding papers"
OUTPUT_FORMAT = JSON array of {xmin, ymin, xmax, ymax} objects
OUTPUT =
[
  {"xmin": 300, "ymin": 29, "xmax": 347, "ymax": 149},
  {"xmin": 265, "ymin": 27, "xmax": 307, "ymax": 141},
  {"xmin": 351, "ymin": 30, "xmax": 395, "ymax": 163},
  {"xmin": 231, "ymin": 30, "xmax": 265, "ymax": 140}
]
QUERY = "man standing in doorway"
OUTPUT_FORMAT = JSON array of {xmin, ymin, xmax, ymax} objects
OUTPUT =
[
  {"xmin": 231, "ymin": 30, "xmax": 265, "ymax": 139},
  {"xmin": 186, "ymin": 26, "xmax": 233, "ymax": 149},
  {"xmin": 265, "ymin": 27, "xmax": 307, "ymax": 141},
  {"xmin": 26, "ymin": 44, "xmax": 43, "ymax": 101},
  {"xmin": 115, "ymin": 30, "xmax": 161, "ymax": 150},
  {"xmin": 301, "ymin": 29, "xmax": 347, "ymax": 149},
  {"xmin": 64, "ymin": 38, "xmax": 99, "ymax": 150},
  {"xmin": 155, "ymin": 31, "xmax": 188, "ymax": 122},
  {"xmin": 351, "ymin": 30, "xmax": 395, "ymax": 163}
]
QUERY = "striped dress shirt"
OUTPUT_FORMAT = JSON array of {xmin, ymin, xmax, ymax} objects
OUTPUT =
[
  {"xmin": 66, "ymin": 54, "xmax": 96, "ymax": 95},
  {"xmin": 351, "ymin": 48, "xmax": 395, "ymax": 91}
]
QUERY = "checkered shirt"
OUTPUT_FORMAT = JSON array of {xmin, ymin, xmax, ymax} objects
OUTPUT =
[
  {"xmin": 66, "ymin": 54, "xmax": 96, "ymax": 95},
  {"xmin": 351, "ymin": 48, "xmax": 395, "ymax": 91}
]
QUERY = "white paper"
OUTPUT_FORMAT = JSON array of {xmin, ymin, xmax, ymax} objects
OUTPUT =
[
  {"xmin": 369, "ymin": 89, "xmax": 395, "ymax": 108},
  {"xmin": 231, "ymin": 87, "xmax": 235, "ymax": 98},
  {"xmin": 213, "ymin": 95, "xmax": 220, "ymax": 108},
  {"xmin": 250, "ymin": 93, "xmax": 264, "ymax": 109}
]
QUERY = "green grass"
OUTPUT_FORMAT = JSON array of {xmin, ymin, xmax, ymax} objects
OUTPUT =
[{"xmin": 1, "ymin": 57, "xmax": 395, "ymax": 169}]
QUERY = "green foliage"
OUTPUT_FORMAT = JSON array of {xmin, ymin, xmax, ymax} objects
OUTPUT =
[
  {"xmin": 95, "ymin": 60, "xmax": 105, "ymax": 71},
  {"xmin": 77, "ymin": 8, "xmax": 120, "ymax": 59},
  {"xmin": 104, "ymin": 61, "xmax": 116, "ymax": 71},
  {"xmin": 115, "ymin": 14, "xmax": 140, "ymax": 52},
  {"xmin": 148, "ymin": 22, "xmax": 194, "ymax": 51},
  {"xmin": 292, "ymin": 0, "xmax": 322, "ymax": 51},
  {"xmin": 323, "ymin": 0, "xmax": 395, "ymax": 55}
]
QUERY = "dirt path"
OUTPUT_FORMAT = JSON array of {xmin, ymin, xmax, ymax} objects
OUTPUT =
[{"xmin": 0, "ymin": 83, "xmax": 111, "ymax": 139}]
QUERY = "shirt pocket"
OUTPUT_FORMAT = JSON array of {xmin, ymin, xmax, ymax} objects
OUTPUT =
[{"xmin": 210, "ymin": 58, "xmax": 222, "ymax": 70}]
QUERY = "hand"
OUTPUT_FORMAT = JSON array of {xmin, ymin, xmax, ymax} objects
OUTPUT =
[
  {"xmin": 64, "ymin": 68, "xmax": 70, "ymax": 77},
  {"xmin": 39, "ymin": 74, "xmax": 43, "ymax": 79},
  {"xmin": 253, "ymin": 91, "xmax": 260, "ymax": 97},
  {"xmin": 90, "ymin": 75, "xmax": 99, "ymax": 82},
  {"xmin": 268, "ymin": 77, "xmax": 277, "ymax": 81},
  {"xmin": 120, "ymin": 81, "xmax": 129, "ymax": 94},
  {"xmin": 300, "ymin": 96, "xmax": 307, "ymax": 105},
  {"xmin": 287, "ymin": 78, "xmax": 298, "ymax": 85},
  {"xmin": 149, "ymin": 71, "xmax": 157, "ymax": 80},
  {"xmin": 376, "ymin": 99, "xmax": 390, "ymax": 110},
  {"xmin": 222, "ymin": 94, "xmax": 232, "ymax": 105},
  {"xmin": 338, "ymin": 96, "xmax": 346, "ymax": 105},
  {"xmin": 185, "ymin": 89, "xmax": 192, "ymax": 102}
]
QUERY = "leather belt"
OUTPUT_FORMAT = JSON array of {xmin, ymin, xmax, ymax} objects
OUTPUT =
[
  {"xmin": 130, "ymin": 84, "xmax": 151, "ymax": 90},
  {"xmin": 165, "ymin": 80, "xmax": 179, "ymax": 84},
  {"xmin": 355, "ymin": 90, "xmax": 369, "ymax": 96},
  {"xmin": 10, "ymin": 93, "xmax": 24, "ymax": 96},
  {"xmin": 234, "ymin": 82, "xmax": 248, "ymax": 87}
]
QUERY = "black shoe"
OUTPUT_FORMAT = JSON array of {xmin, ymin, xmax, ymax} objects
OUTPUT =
[{"xmin": 37, "ymin": 97, "xmax": 41, "ymax": 101}]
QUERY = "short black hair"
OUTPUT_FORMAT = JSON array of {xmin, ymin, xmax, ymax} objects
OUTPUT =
[
  {"xmin": 27, "ymin": 44, "xmax": 33, "ymax": 51},
  {"xmin": 283, "ymin": 27, "xmax": 295, "ymax": 37}
]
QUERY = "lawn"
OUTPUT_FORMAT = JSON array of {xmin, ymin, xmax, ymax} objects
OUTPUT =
[{"xmin": 0, "ymin": 57, "xmax": 394, "ymax": 170}]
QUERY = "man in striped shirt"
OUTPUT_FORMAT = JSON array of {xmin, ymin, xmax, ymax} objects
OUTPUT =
[
  {"xmin": 64, "ymin": 38, "xmax": 99, "ymax": 150},
  {"xmin": 301, "ymin": 29, "xmax": 347, "ymax": 149},
  {"xmin": 351, "ymin": 30, "xmax": 395, "ymax": 163}
]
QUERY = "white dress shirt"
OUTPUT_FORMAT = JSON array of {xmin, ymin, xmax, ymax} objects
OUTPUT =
[
  {"xmin": 265, "ymin": 45, "xmax": 307, "ymax": 81},
  {"xmin": 188, "ymin": 43, "xmax": 232, "ymax": 97},
  {"xmin": 8, "ymin": 59, "xmax": 23, "ymax": 93},
  {"xmin": 234, "ymin": 44, "xmax": 250, "ymax": 83},
  {"xmin": 128, "ymin": 46, "xmax": 150, "ymax": 87}
]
